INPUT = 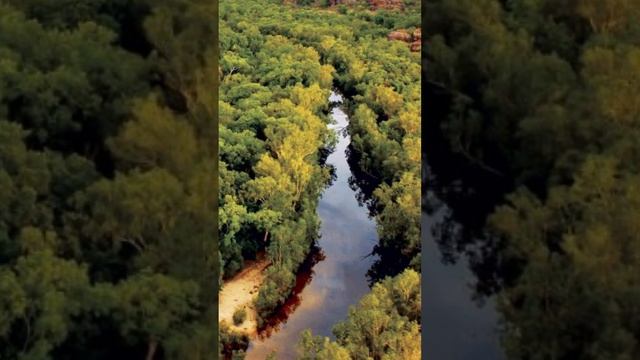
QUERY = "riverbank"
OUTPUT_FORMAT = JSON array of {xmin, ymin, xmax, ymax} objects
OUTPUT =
[
  {"xmin": 244, "ymin": 91, "xmax": 379, "ymax": 359},
  {"xmin": 219, "ymin": 255, "xmax": 270, "ymax": 337}
]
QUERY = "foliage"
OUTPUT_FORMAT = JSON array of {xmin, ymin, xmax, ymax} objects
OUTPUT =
[
  {"xmin": 219, "ymin": 3, "xmax": 336, "ymax": 352},
  {"xmin": 427, "ymin": 0, "xmax": 640, "ymax": 358},
  {"xmin": 297, "ymin": 269, "xmax": 422, "ymax": 360},
  {"xmin": 0, "ymin": 0, "xmax": 217, "ymax": 358},
  {"xmin": 219, "ymin": 2, "xmax": 421, "ymax": 358},
  {"xmin": 219, "ymin": 321, "xmax": 250, "ymax": 358},
  {"xmin": 233, "ymin": 307, "xmax": 247, "ymax": 325}
]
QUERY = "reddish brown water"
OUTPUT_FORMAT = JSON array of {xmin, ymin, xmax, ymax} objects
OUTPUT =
[
  {"xmin": 245, "ymin": 92, "xmax": 379, "ymax": 359},
  {"xmin": 255, "ymin": 247, "xmax": 325, "ymax": 339}
]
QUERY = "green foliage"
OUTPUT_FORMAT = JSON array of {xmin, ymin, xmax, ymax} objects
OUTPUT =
[
  {"xmin": 107, "ymin": 96, "xmax": 200, "ymax": 178},
  {"xmin": 220, "ymin": 1, "xmax": 337, "ymax": 330},
  {"xmin": 219, "ymin": 321, "xmax": 250, "ymax": 358},
  {"xmin": 298, "ymin": 270, "xmax": 422, "ymax": 360},
  {"xmin": 0, "ymin": 4, "xmax": 149, "ymax": 152},
  {"xmin": 0, "ymin": 250, "xmax": 91, "ymax": 359},
  {"xmin": 220, "ymin": 4, "xmax": 421, "ymax": 356},
  {"xmin": 489, "ymin": 155, "xmax": 640, "ymax": 359},
  {"xmin": 428, "ymin": 0, "xmax": 640, "ymax": 358},
  {"xmin": 233, "ymin": 307, "xmax": 247, "ymax": 325},
  {"xmin": 107, "ymin": 272, "xmax": 203, "ymax": 353},
  {"xmin": 0, "ymin": 0, "xmax": 217, "ymax": 358},
  {"xmin": 374, "ymin": 172, "xmax": 421, "ymax": 259}
]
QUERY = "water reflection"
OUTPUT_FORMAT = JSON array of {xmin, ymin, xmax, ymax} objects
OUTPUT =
[
  {"xmin": 422, "ymin": 81, "xmax": 508, "ymax": 358},
  {"xmin": 365, "ymin": 243, "xmax": 414, "ymax": 287},
  {"xmin": 346, "ymin": 144, "xmax": 381, "ymax": 217},
  {"xmin": 423, "ymin": 81, "xmax": 512, "ymax": 298},
  {"xmin": 345, "ymin": 142, "xmax": 415, "ymax": 286},
  {"xmin": 245, "ymin": 92, "xmax": 379, "ymax": 360},
  {"xmin": 256, "ymin": 247, "xmax": 326, "ymax": 338}
]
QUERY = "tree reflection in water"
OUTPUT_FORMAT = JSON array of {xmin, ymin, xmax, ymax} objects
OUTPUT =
[
  {"xmin": 423, "ymin": 82, "xmax": 516, "ymax": 299},
  {"xmin": 344, "ymin": 142, "xmax": 418, "ymax": 286},
  {"xmin": 256, "ymin": 246, "xmax": 326, "ymax": 338}
]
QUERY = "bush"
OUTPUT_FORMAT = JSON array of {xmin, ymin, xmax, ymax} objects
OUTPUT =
[
  {"xmin": 232, "ymin": 350, "xmax": 246, "ymax": 360},
  {"xmin": 255, "ymin": 266, "xmax": 296, "ymax": 320},
  {"xmin": 220, "ymin": 321, "xmax": 249, "ymax": 358},
  {"xmin": 337, "ymin": 5, "xmax": 348, "ymax": 14},
  {"xmin": 233, "ymin": 307, "xmax": 247, "ymax": 325}
]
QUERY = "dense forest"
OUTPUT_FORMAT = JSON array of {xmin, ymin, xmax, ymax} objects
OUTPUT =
[
  {"xmin": 0, "ymin": 1, "xmax": 217, "ymax": 359},
  {"xmin": 426, "ymin": 0, "xmax": 640, "ymax": 358},
  {"xmin": 219, "ymin": 0, "xmax": 421, "ymax": 358}
]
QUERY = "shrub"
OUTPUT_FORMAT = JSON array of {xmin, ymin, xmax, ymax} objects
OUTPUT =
[
  {"xmin": 220, "ymin": 321, "xmax": 249, "ymax": 358},
  {"xmin": 233, "ymin": 307, "xmax": 247, "ymax": 325},
  {"xmin": 232, "ymin": 350, "xmax": 246, "ymax": 360}
]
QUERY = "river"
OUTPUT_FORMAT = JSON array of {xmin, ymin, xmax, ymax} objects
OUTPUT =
[
  {"xmin": 245, "ymin": 86, "xmax": 507, "ymax": 359},
  {"xmin": 422, "ymin": 81, "xmax": 508, "ymax": 359},
  {"xmin": 245, "ymin": 91, "xmax": 379, "ymax": 359},
  {"xmin": 422, "ymin": 190, "xmax": 504, "ymax": 359}
]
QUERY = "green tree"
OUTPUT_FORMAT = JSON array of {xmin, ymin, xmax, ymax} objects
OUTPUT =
[{"xmin": 298, "ymin": 270, "xmax": 421, "ymax": 360}]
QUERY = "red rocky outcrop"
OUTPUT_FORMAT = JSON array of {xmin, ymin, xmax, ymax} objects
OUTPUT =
[
  {"xmin": 410, "ymin": 28, "xmax": 421, "ymax": 52},
  {"xmin": 387, "ymin": 28, "xmax": 421, "ymax": 52},
  {"xmin": 368, "ymin": 0, "xmax": 404, "ymax": 10},
  {"xmin": 387, "ymin": 30, "xmax": 412, "ymax": 42}
]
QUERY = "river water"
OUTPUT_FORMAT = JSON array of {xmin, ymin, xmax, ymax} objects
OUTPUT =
[
  {"xmin": 245, "ymin": 92, "xmax": 378, "ymax": 359},
  {"xmin": 422, "ymin": 81, "xmax": 507, "ymax": 359},
  {"xmin": 422, "ymin": 195, "xmax": 504, "ymax": 359}
]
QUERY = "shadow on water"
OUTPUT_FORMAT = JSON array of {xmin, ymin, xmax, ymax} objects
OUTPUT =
[
  {"xmin": 420, "ymin": 81, "xmax": 515, "ymax": 359},
  {"xmin": 346, "ymin": 144, "xmax": 381, "ymax": 217},
  {"xmin": 345, "ymin": 131, "xmax": 415, "ymax": 286},
  {"xmin": 256, "ymin": 246, "xmax": 326, "ymax": 338},
  {"xmin": 424, "ymin": 81, "xmax": 514, "ymax": 298}
]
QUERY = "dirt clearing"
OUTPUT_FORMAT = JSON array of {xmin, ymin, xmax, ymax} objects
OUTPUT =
[{"xmin": 218, "ymin": 255, "xmax": 270, "ymax": 337}]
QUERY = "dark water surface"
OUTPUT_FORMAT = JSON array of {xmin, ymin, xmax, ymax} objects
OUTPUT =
[
  {"xmin": 245, "ymin": 92, "xmax": 378, "ymax": 359},
  {"xmin": 422, "ymin": 198, "xmax": 504, "ymax": 360},
  {"xmin": 423, "ymin": 82, "xmax": 507, "ymax": 359}
]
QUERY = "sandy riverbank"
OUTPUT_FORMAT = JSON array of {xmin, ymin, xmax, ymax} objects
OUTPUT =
[{"xmin": 218, "ymin": 256, "xmax": 270, "ymax": 336}]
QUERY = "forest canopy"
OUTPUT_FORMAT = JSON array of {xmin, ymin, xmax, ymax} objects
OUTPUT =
[
  {"xmin": 426, "ymin": 0, "xmax": 640, "ymax": 358},
  {"xmin": 219, "ymin": 0, "xmax": 421, "ymax": 358},
  {"xmin": 0, "ymin": 1, "xmax": 217, "ymax": 359}
]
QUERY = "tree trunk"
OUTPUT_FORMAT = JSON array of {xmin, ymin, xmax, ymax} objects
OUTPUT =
[
  {"xmin": 263, "ymin": 230, "xmax": 269, "ymax": 243},
  {"xmin": 146, "ymin": 339, "xmax": 158, "ymax": 360}
]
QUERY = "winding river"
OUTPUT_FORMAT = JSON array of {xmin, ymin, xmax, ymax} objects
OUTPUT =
[
  {"xmin": 245, "ymin": 87, "xmax": 507, "ymax": 359},
  {"xmin": 245, "ymin": 92, "xmax": 379, "ymax": 359}
]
